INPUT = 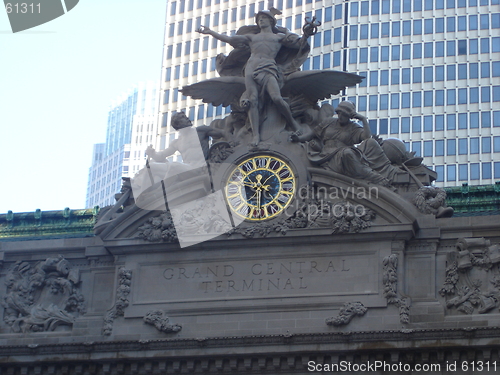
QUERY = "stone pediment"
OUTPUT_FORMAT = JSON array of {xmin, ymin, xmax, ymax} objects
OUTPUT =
[{"xmin": 94, "ymin": 165, "xmax": 423, "ymax": 247}]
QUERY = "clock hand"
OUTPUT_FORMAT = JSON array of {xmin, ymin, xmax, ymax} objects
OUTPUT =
[{"xmin": 257, "ymin": 189, "xmax": 261, "ymax": 218}]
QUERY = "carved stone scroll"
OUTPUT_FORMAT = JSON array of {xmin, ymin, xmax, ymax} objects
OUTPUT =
[
  {"xmin": 325, "ymin": 301, "xmax": 367, "ymax": 326},
  {"xmin": 102, "ymin": 268, "xmax": 132, "ymax": 336},
  {"xmin": 143, "ymin": 310, "xmax": 182, "ymax": 334},
  {"xmin": 3, "ymin": 256, "xmax": 86, "ymax": 333}
]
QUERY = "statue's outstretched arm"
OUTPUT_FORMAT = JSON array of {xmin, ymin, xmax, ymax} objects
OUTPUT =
[
  {"xmin": 197, "ymin": 26, "xmax": 248, "ymax": 47},
  {"xmin": 147, "ymin": 144, "xmax": 177, "ymax": 162}
]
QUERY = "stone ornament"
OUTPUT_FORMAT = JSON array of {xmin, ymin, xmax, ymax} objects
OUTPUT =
[
  {"xmin": 137, "ymin": 211, "xmax": 178, "ymax": 243},
  {"xmin": 440, "ymin": 237, "xmax": 500, "ymax": 315},
  {"xmin": 3, "ymin": 256, "xmax": 86, "ymax": 333},
  {"xmin": 413, "ymin": 186, "xmax": 454, "ymax": 218},
  {"xmin": 137, "ymin": 194, "xmax": 234, "ymax": 243},
  {"xmin": 382, "ymin": 254, "xmax": 410, "ymax": 324},
  {"xmin": 102, "ymin": 268, "xmax": 132, "ymax": 336},
  {"xmin": 325, "ymin": 301, "xmax": 367, "ymax": 326},
  {"xmin": 143, "ymin": 310, "xmax": 182, "ymax": 334}
]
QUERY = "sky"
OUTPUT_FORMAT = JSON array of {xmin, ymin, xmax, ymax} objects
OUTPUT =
[{"xmin": 0, "ymin": 0, "xmax": 167, "ymax": 214}]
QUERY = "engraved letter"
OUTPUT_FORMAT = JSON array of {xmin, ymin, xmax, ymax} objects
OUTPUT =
[
  {"xmin": 163, "ymin": 268, "xmax": 174, "ymax": 280},
  {"xmin": 252, "ymin": 263, "xmax": 262, "ymax": 275}
]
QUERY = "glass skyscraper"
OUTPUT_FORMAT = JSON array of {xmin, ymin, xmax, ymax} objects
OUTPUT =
[
  {"xmin": 160, "ymin": 0, "xmax": 499, "ymax": 186},
  {"xmin": 86, "ymin": 82, "xmax": 160, "ymax": 208}
]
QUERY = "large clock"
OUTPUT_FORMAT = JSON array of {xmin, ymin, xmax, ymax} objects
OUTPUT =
[{"xmin": 225, "ymin": 154, "xmax": 296, "ymax": 221}]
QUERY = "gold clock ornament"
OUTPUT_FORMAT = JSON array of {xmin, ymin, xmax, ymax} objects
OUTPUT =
[{"xmin": 225, "ymin": 155, "xmax": 296, "ymax": 221}]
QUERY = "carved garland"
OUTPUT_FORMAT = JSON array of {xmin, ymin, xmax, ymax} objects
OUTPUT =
[
  {"xmin": 143, "ymin": 310, "xmax": 182, "ymax": 334},
  {"xmin": 3, "ymin": 256, "xmax": 86, "ymax": 333},
  {"xmin": 325, "ymin": 302, "xmax": 367, "ymax": 326},
  {"xmin": 102, "ymin": 268, "xmax": 132, "ymax": 336},
  {"xmin": 228, "ymin": 200, "xmax": 376, "ymax": 239},
  {"xmin": 382, "ymin": 254, "xmax": 410, "ymax": 324}
]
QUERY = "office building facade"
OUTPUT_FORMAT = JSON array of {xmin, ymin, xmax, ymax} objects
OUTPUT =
[{"xmin": 160, "ymin": 0, "xmax": 500, "ymax": 186}]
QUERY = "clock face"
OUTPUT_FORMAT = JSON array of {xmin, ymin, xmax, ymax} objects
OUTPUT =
[{"xmin": 225, "ymin": 155, "xmax": 296, "ymax": 221}]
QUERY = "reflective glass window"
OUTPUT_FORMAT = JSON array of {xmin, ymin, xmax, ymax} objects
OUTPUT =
[
  {"xmin": 360, "ymin": 24, "xmax": 369, "ymax": 39},
  {"xmin": 469, "ymin": 112, "xmax": 479, "ymax": 129},
  {"xmin": 402, "ymin": 68, "xmax": 411, "ymax": 83},
  {"xmin": 436, "ymin": 41, "xmax": 445, "ymax": 57},
  {"xmin": 370, "ymin": 47, "xmax": 378, "ymax": 62},
  {"xmin": 380, "ymin": 95, "xmax": 389, "ymax": 110},
  {"xmin": 413, "ymin": 67, "xmax": 422, "ymax": 83},
  {"xmin": 392, "ymin": 45, "xmax": 401, "ymax": 60},
  {"xmin": 470, "ymin": 138, "xmax": 480, "ymax": 153},
  {"xmin": 392, "ymin": 21, "xmax": 401, "ymax": 36},
  {"xmin": 447, "ymin": 17, "xmax": 455, "ymax": 32},
  {"xmin": 481, "ymin": 38, "xmax": 490, "ymax": 53},
  {"xmin": 447, "ymin": 41, "xmax": 456, "ymax": 56},
  {"xmin": 424, "ymin": 115, "xmax": 433, "ymax": 131},
  {"xmin": 447, "ymin": 165, "xmax": 456, "ymax": 181},
  {"xmin": 436, "ymin": 115, "xmax": 444, "ymax": 131},
  {"xmin": 436, "ymin": 140, "xmax": 445, "ymax": 156},
  {"xmin": 401, "ymin": 117, "xmax": 410, "ymax": 132},
  {"xmin": 381, "ymin": 46, "xmax": 390, "ymax": 61},
  {"xmin": 424, "ymin": 42, "xmax": 433, "ymax": 58},
  {"xmin": 402, "ymin": 93, "xmax": 411, "ymax": 108},
  {"xmin": 483, "ymin": 163, "xmax": 492, "ymax": 179},
  {"xmin": 436, "ymin": 90, "xmax": 445, "ymax": 105},
  {"xmin": 447, "ymin": 114, "xmax": 456, "ymax": 130},
  {"xmin": 482, "ymin": 136, "xmax": 492, "ymax": 152},
  {"xmin": 482, "ymin": 111, "xmax": 491, "ymax": 127},
  {"xmin": 469, "ymin": 39, "xmax": 478, "ymax": 55},
  {"xmin": 434, "ymin": 65, "xmax": 444, "ymax": 81},
  {"xmin": 403, "ymin": 20, "xmax": 411, "ymax": 35},
  {"xmin": 413, "ymin": 93, "xmax": 422, "ymax": 107},
  {"xmin": 447, "ymin": 139, "xmax": 456, "ymax": 155},
  {"xmin": 453, "ymin": 112, "xmax": 464, "ymax": 131},
  {"xmin": 382, "ymin": 22, "xmax": 390, "ymax": 37},
  {"xmin": 360, "ymin": 48, "xmax": 368, "ymax": 63},
  {"xmin": 436, "ymin": 18, "xmax": 445, "ymax": 33},
  {"xmin": 424, "ymin": 91, "xmax": 433, "ymax": 106},
  {"xmin": 391, "ymin": 69, "xmax": 400, "ymax": 84},
  {"xmin": 361, "ymin": 1, "xmax": 369, "ymax": 15},
  {"xmin": 458, "ymin": 139, "xmax": 468, "ymax": 154},
  {"xmin": 458, "ymin": 40, "xmax": 467, "ymax": 55},
  {"xmin": 425, "ymin": 19, "xmax": 433, "ymax": 34},
  {"xmin": 469, "ymin": 15, "xmax": 478, "ymax": 30},
  {"xmin": 413, "ymin": 43, "xmax": 422, "ymax": 58},
  {"xmin": 390, "ymin": 118, "xmax": 399, "ymax": 133},
  {"xmin": 459, "ymin": 164, "xmax": 468, "ymax": 181},
  {"xmin": 458, "ymin": 89, "xmax": 467, "ymax": 104}
]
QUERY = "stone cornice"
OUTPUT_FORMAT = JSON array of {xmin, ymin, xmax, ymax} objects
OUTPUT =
[{"xmin": 2, "ymin": 327, "xmax": 500, "ymax": 358}]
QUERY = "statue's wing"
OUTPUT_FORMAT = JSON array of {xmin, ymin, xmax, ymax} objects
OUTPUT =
[
  {"xmin": 282, "ymin": 70, "xmax": 364, "ymax": 103},
  {"xmin": 181, "ymin": 77, "xmax": 246, "ymax": 107}
]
